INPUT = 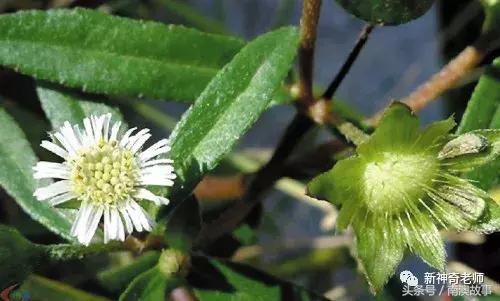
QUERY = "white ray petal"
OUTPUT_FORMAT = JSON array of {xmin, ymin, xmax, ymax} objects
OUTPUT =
[
  {"xmin": 119, "ymin": 207, "xmax": 134, "ymax": 234},
  {"xmin": 139, "ymin": 177, "xmax": 175, "ymax": 186},
  {"xmin": 91, "ymin": 115, "xmax": 104, "ymax": 141},
  {"xmin": 47, "ymin": 192, "xmax": 76, "ymax": 206},
  {"xmin": 130, "ymin": 201, "xmax": 153, "ymax": 231},
  {"xmin": 104, "ymin": 208, "xmax": 111, "ymax": 243},
  {"xmin": 40, "ymin": 141, "xmax": 69, "ymax": 159},
  {"xmin": 80, "ymin": 206, "xmax": 103, "ymax": 246},
  {"xmin": 83, "ymin": 117, "xmax": 95, "ymax": 144},
  {"xmin": 34, "ymin": 180, "xmax": 71, "ymax": 200},
  {"xmin": 71, "ymin": 202, "xmax": 91, "ymax": 236},
  {"xmin": 61, "ymin": 121, "xmax": 82, "ymax": 152},
  {"xmin": 109, "ymin": 208, "xmax": 119, "ymax": 241},
  {"xmin": 54, "ymin": 132, "xmax": 76, "ymax": 157},
  {"xmin": 125, "ymin": 201, "xmax": 143, "ymax": 232},
  {"xmin": 111, "ymin": 209, "xmax": 122, "ymax": 241},
  {"xmin": 34, "ymin": 170, "xmax": 71, "ymax": 180},
  {"xmin": 141, "ymin": 158, "xmax": 174, "ymax": 168},
  {"xmin": 139, "ymin": 139, "xmax": 170, "ymax": 162},
  {"xmin": 130, "ymin": 133, "xmax": 151, "ymax": 154},
  {"xmin": 140, "ymin": 165, "xmax": 175, "ymax": 176},
  {"xmin": 120, "ymin": 127, "xmax": 137, "ymax": 147},
  {"xmin": 109, "ymin": 121, "xmax": 122, "ymax": 142},
  {"xmin": 125, "ymin": 129, "xmax": 150, "ymax": 149},
  {"xmin": 103, "ymin": 114, "xmax": 112, "ymax": 141},
  {"xmin": 135, "ymin": 188, "xmax": 170, "ymax": 206}
]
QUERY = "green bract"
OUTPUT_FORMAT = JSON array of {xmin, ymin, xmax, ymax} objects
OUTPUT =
[
  {"xmin": 335, "ymin": 0, "xmax": 435, "ymax": 25},
  {"xmin": 308, "ymin": 103, "xmax": 500, "ymax": 292}
]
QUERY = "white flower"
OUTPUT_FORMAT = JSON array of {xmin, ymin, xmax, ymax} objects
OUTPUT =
[{"xmin": 33, "ymin": 114, "xmax": 176, "ymax": 245}]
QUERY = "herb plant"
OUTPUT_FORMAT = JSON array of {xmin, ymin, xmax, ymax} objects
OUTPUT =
[{"xmin": 0, "ymin": 1, "xmax": 499, "ymax": 300}]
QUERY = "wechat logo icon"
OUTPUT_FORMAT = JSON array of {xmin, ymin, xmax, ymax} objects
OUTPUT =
[{"xmin": 400, "ymin": 270, "xmax": 418, "ymax": 286}]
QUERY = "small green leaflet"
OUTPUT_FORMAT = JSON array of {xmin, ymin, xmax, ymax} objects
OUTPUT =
[
  {"xmin": 37, "ymin": 83, "xmax": 125, "ymax": 129},
  {"xmin": 191, "ymin": 256, "xmax": 329, "ymax": 301},
  {"xmin": 0, "ymin": 109, "xmax": 74, "ymax": 241},
  {"xmin": 0, "ymin": 8, "xmax": 244, "ymax": 102}
]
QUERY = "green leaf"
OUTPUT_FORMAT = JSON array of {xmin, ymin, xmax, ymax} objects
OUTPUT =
[
  {"xmin": 168, "ymin": 27, "xmax": 299, "ymax": 201},
  {"xmin": 2, "ymin": 103, "xmax": 50, "ymax": 154},
  {"xmin": 353, "ymin": 217, "xmax": 405, "ymax": 294},
  {"xmin": 159, "ymin": 0, "xmax": 230, "ymax": 35},
  {"xmin": 190, "ymin": 256, "xmax": 328, "ymax": 301},
  {"xmin": 119, "ymin": 249, "xmax": 189, "ymax": 301},
  {"xmin": 441, "ymin": 130, "xmax": 500, "ymax": 173},
  {"xmin": 457, "ymin": 59, "xmax": 500, "ymax": 189},
  {"xmin": 37, "ymin": 83, "xmax": 124, "ymax": 129},
  {"xmin": 335, "ymin": 0, "xmax": 434, "ymax": 25},
  {"xmin": 458, "ymin": 59, "xmax": 500, "ymax": 134},
  {"xmin": 471, "ymin": 198, "xmax": 500, "ymax": 233},
  {"xmin": 0, "ymin": 108, "xmax": 74, "ymax": 241},
  {"xmin": 165, "ymin": 196, "xmax": 201, "ymax": 251},
  {"xmin": 44, "ymin": 241, "xmax": 123, "ymax": 261},
  {"xmin": 119, "ymin": 267, "xmax": 177, "ymax": 301},
  {"xmin": 0, "ymin": 225, "xmax": 45, "ymax": 288},
  {"xmin": 98, "ymin": 251, "xmax": 161, "ymax": 293},
  {"xmin": 18, "ymin": 275, "xmax": 111, "ymax": 301},
  {"xmin": 0, "ymin": 8, "xmax": 244, "ymax": 101}
]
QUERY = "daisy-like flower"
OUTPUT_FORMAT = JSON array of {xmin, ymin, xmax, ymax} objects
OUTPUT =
[
  {"xmin": 33, "ymin": 114, "xmax": 176, "ymax": 246},
  {"xmin": 308, "ymin": 103, "xmax": 500, "ymax": 292}
]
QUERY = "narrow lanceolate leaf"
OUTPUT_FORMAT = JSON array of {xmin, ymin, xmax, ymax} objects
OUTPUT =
[
  {"xmin": 119, "ymin": 267, "xmax": 172, "ymax": 301},
  {"xmin": 98, "ymin": 251, "xmax": 161, "ymax": 293},
  {"xmin": 19, "ymin": 275, "xmax": 111, "ymax": 301},
  {"xmin": 458, "ymin": 59, "xmax": 500, "ymax": 133},
  {"xmin": 335, "ymin": 0, "xmax": 434, "ymax": 25},
  {"xmin": 37, "ymin": 83, "xmax": 124, "ymax": 129},
  {"xmin": 0, "ymin": 8, "xmax": 244, "ymax": 101},
  {"xmin": 0, "ymin": 225, "xmax": 45, "ymax": 288},
  {"xmin": 0, "ymin": 109, "xmax": 74, "ymax": 241},
  {"xmin": 168, "ymin": 27, "xmax": 299, "ymax": 201},
  {"xmin": 190, "ymin": 256, "xmax": 329, "ymax": 301},
  {"xmin": 458, "ymin": 58, "xmax": 500, "ymax": 189},
  {"xmin": 119, "ymin": 252, "xmax": 185, "ymax": 301}
]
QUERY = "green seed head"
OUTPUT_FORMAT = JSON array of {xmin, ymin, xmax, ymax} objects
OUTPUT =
[
  {"xmin": 71, "ymin": 139, "xmax": 139, "ymax": 206},
  {"xmin": 363, "ymin": 152, "xmax": 438, "ymax": 214}
]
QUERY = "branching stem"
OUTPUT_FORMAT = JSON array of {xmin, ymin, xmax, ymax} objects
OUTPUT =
[
  {"xmin": 368, "ymin": 33, "xmax": 500, "ymax": 125},
  {"xmin": 323, "ymin": 24, "xmax": 374, "ymax": 100}
]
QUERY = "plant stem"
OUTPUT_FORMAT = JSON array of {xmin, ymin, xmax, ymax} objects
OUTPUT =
[
  {"xmin": 368, "ymin": 33, "xmax": 498, "ymax": 125},
  {"xmin": 323, "ymin": 24, "xmax": 374, "ymax": 100},
  {"xmin": 298, "ymin": 0, "xmax": 322, "ymax": 107}
]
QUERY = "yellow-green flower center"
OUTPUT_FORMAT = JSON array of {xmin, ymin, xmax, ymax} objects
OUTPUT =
[
  {"xmin": 363, "ymin": 152, "xmax": 437, "ymax": 214},
  {"xmin": 71, "ymin": 139, "xmax": 139, "ymax": 206}
]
